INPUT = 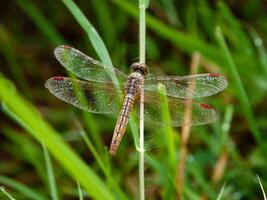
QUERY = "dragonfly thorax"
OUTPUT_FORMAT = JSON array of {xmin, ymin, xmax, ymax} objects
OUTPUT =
[
  {"xmin": 130, "ymin": 62, "xmax": 148, "ymax": 75},
  {"xmin": 125, "ymin": 73, "xmax": 143, "ymax": 95}
]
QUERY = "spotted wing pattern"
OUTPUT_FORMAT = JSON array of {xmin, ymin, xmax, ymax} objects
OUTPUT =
[
  {"xmin": 144, "ymin": 74, "xmax": 228, "ymax": 98},
  {"xmin": 45, "ymin": 77, "xmax": 122, "ymax": 114},
  {"xmin": 142, "ymin": 91, "xmax": 218, "ymax": 127},
  {"xmin": 54, "ymin": 45, "xmax": 127, "ymax": 83}
]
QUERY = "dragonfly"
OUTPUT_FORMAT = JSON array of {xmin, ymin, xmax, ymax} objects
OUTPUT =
[{"xmin": 45, "ymin": 45, "xmax": 228, "ymax": 156}]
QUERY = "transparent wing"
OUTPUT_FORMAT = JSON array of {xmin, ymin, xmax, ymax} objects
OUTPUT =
[
  {"xmin": 54, "ymin": 45, "xmax": 128, "ymax": 83},
  {"xmin": 45, "ymin": 76, "xmax": 122, "ymax": 114},
  {"xmin": 142, "ymin": 91, "xmax": 218, "ymax": 127},
  {"xmin": 144, "ymin": 73, "xmax": 228, "ymax": 98}
]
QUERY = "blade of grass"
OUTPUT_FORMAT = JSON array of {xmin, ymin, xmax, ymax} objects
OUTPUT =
[
  {"xmin": 211, "ymin": 105, "xmax": 233, "ymax": 183},
  {"xmin": 159, "ymin": 0, "xmax": 181, "ymax": 27},
  {"xmin": 0, "ymin": 26, "xmax": 30, "ymax": 97},
  {"xmin": 248, "ymin": 27, "xmax": 267, "ymax": 77},
  {"xmin": 157, "ymin": 84, "xmax": 176, "ymax": 167},
  {"xmin": 216, "ymin": 182, "xmax": 226, "ymax": 200},
  {"xmin": 0, "ymin": 176, "xmax": 46, "ymax": 200},
  {"xmin": 217, "ymin": 1, "xmax": 253, "ymax": 52},
  {"xmin": 78, "ymin": 125, "xmax": 128, "ymax": 200},
  {"xmin": 185, "ymin": 2, "xmax": 198, "ymax": 36},
  {"xmin": 0, "ymin": 186, "xmax": 16, "ymax": 200},
  {"xmin": 42, "ymin": 143, "xmax": 59, "ymax": 200},
  {"xmin": 215, "ymin": 26, "xmax": 262, "ymax": 145},
  {"xmin": 2, "ymin": 127, "xmax": 48, "ymax": 186},
  {"xmin": 16, "ymin": 0, "xmax": 64, "ymax": 45},
  {"xmin": 196, "ymin": 0, "xmax": 215, "ymax": 38},
  {"xmin": 90, "ymin": 0, "xmax": 117, "ymax": 49},
  {"xmin": 157, "ymin": 83, "xmax": 176, "ymax": 199},
  {"xmin": 76, "ymin": 180, "xmax": 83, "ymax": 200},
  {"xmin": 257, "ymin": 175, "xmax": 267, "ymax": 200},
  {"xmin": 0, "ymin": 75, "xmax": 114, "ymax": 200},
  {"xmin": 61, "ymin": 0, "xmax": 113, "ymax": 68}
]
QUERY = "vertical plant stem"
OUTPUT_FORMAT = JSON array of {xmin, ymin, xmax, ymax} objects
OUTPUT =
[
  {"xmin": 76, "ymin": 180, "xmax": 84, "ymax": 200},
  {"xmin": 139, "ymin": 0, "xmax": 147, "ymax": 200},
  {"xmin": 215, "ymin": 26, "xmax": 261, "ymax": 144},
  {"xmin": 257, "ymin": 175, "xmax": 267, "ymax": 200},
  {"xmin": 211, "ymin": 105, "xmax": 233, "ymax": 183},
  {"xmin": 42, "ymin": 143, "xmax": 59, "ymax": 200},
  {"xmin": 176, "ymin": 53, "xmax": 200, "ymax": 199}
]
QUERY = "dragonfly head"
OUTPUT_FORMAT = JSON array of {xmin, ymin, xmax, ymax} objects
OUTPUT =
[{"xmin": 130, "ymin": 62, "xmax": 148, "ymax": 75}]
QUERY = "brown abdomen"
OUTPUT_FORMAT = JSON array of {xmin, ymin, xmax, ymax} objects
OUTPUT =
[{"xmin": 109, "ymin": 94, "xmax": 135, "ymax": 156}]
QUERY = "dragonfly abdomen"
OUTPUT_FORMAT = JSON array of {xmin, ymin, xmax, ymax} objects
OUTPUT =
[{"xmin": 109, "ymin": 94, "xmax": 136, "ymax": 156}]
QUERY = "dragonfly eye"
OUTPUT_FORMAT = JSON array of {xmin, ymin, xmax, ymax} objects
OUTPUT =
[{"xmin": 130, "ymin": 62, "xmax": 148, "ymax": 75}]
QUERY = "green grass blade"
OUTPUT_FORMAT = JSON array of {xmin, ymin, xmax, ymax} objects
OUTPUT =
[
  {"xmin": 0, "ymin": 176, "xmax": 46, "ymax": 200},
  {"xmin": 90, "ymin": 0, "xmax": 117, "ymax": 49},
  {"xmin": 216, "ymin": 182, "xmax": 226, "ymax": 200},
  {"xmin": 0, "ymin": 186, "xmax": 16, "ymax": 200},
  {"xmin": 217, "ymin": 1, "xmax": 253, "ymax": 52},
  {"xmin": 159, "ymin": 0, "xmax": 180, "ymax": 27},
  {"xmin": 80, "ymin": 129, "xmax": 128, "ymax": 200},
  {"xmin": 0, "ymin": 26, "xmax": 30, "ymax": 97},
  {"xmin": 1, "ymin": 127, "xmax": 49, "ymax": 189},
  {"xmin": 157, "ymin": 84, "xmax": 176, "ymax": 167},
  {"xmin": 157, "ymin": 84, "xmax": 176, "ymax": 199},
  {"xmin": 0, "ymin": 75, "xmax": 114, "ymax": 200},
  {"xmin": 248, "ymin": 27, "xmax": 267, "ymax": 77},
  {"xmin": 257, "ymin": 175, "xmax": 267, "ymax": 200},
  {"xmin": 61, "ymin": 0, "xmax": 113, "ymax": 67},
  {"xmin": 16, "ymin": 0, "xmax": 64, "ymax": 45},
  {"xmin": 215, "ymin": 26, "xmax": 261, "ymax": 144},
  {"xmin": 42, "ymin": 144, "xmax": 59, "ymax": 200},
  {"xmin": 76, "ymin": 180, "xmax": 84, "ymax": 200}
]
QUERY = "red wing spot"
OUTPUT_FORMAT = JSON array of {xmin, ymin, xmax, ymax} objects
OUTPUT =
[
  {"xmin": 209, "ymin": 73, "xmax": 221, "ymax": 77},
  {"xmin": 200, "ymin": 103, "xmax": 213, "ymax": 109},
  {"xmin": 52, "ymin": 76, "xmax": 65, "ymax": 81}
]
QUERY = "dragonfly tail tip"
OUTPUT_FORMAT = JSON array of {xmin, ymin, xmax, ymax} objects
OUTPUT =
[{"xmin": 109, "ymin": 148, "xmax": 117, "ymax": 156}]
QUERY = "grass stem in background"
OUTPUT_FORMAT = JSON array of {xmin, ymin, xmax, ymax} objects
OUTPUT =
[
  {"xmin": 211, "ymin": 105, "xmax": 233, "ymax": 183},
  {"xmin": 215, "ymin": 26, "xmax": 261, "ymax": 145},
  {"xmin": 16, "ymin": 0, "xmax": 64, "ymax": 45},
  {"xmin": 0, "ymin": 176, "xmax": 46, "ymax": 200},
  {"xmin": 76, "ymin": 180, "xmax": 84, "ymax": 200},
  {"xmin": 42, "ymin": 143, "xmax": 59, "ymax": 200},
  {"xmin": 216, "ymin": 183, "xmax": 226, "ymax": 200},
  {"xmin": 0, "ymin": 26, "xmax": 30, "ymax": 97},
  {"xmin": 157, "ymin": 83, "xmax": 176, "ymax": 198},
  {"xmin": 0, "ymin": 186, "xmax": 16, "ymax": 200},
  {"xmin": 176, "ymin": 52, "xmax": 200, "ymax": 199},
  {"xmin": 77, "ymin": 124, "xmax": 127, "ymax": 200},
  {"xmin": 257, "ymin": 175, "xmax": 267, "ymax": 200}
]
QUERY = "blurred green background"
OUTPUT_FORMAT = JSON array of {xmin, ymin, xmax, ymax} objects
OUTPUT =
[{"xmin": 0, "ymin": 0, "xmax": 267, "ymax": 199}]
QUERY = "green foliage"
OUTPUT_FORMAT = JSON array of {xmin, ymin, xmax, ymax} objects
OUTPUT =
[{"xmin": 0, "ymin": 0, "xmax": 267, "ymax": 199}]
